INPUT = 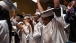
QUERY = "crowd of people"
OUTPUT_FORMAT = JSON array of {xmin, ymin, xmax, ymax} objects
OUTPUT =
[{"xmin": 0, "ymin": 0, "xmax": 76, "ymax": 43}]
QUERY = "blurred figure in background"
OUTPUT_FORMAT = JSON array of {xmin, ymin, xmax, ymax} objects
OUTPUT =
[
  {"xmin": 33, "ymin": 11, "xmax": 41, "ymax": 25},
  {"xmin": 0, "ymin": 0, "xmax": 18, "ymax": 43},
  {"xmin": 11, "ymin": 14, "xmax": 23, "ymax": 43},
  {"xmin": 33, "ymin": 11, "xmax": 42, "ymax": 43},
  {"xmin": 65, "ymin": 0, "xmax": 76, "ymax": 42},
  {"xmin": 18, "ymin": 14, "xmax": 34, "ymax": 43}
]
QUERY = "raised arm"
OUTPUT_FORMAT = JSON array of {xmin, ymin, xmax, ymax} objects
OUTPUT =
[
  {"xmin": 37, "ymin": 0, "xmax": 44, "ymax": 12},
  {"xmin": 54, "ymin": 0, "xmax": 60, "ymax": 8},
  {"xmin": 66, "ymin": 1, "xmax": 74, "ymax": 13},
  {"xmin": 53, "ymin": 0, "xmax": 61, "ymax": 17}
]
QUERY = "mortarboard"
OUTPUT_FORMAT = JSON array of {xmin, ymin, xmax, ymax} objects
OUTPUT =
[
  {"xmin": 3, "ymin": 0, "xmax": 19, "ymax": 11},
  {"xmin": 41, "ymin": 8, "xmax": 54, "ymax": 17},
  {"xmin": 13, "ymin": 2, "xmax": 17, "ymax": 7},
  {"xmin": 16, "ymin": 14, "xmax": 23, "ymax": 19},
  {"xmin": 24, "ymin": 16, "xmax": 30, "ymax": 18},
  {"xmin": 35, "ymin": 12, "xmax": 41, "ymax": 15},
  {"xmin": 35, "ymin": 9, "xmax": 41, "ymax": 15},
  {"xmin": 24, "ymin": 14, "xmax": 31, "ymax": 18},
  {"xmin": 0, "ymin": 0, "xmax": 19, "ymax": 12}
]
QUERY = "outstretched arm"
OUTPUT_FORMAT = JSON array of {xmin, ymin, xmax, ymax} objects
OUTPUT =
[
  {"xmin": 54, "ymin": 0, "xmax": 60, "ymax": 8},
  {"xmin": 37, "ymin": 0, "xmax": 44, "ymax": 12}
]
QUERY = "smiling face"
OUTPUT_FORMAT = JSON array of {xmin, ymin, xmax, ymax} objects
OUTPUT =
[
  {"xmin": 34, "ymin": 14, "xmax": 40, "ymax": 22},
  {"xmin": 23, "ymin": 17, "xmax": 30, "ymax": 24},
  {"xmin": 16, "ymin": 17, "xmax": 21, "ymax": 22}
]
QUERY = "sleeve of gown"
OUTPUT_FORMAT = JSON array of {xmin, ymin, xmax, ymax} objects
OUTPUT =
[
  {"xmin": 33, "ymin": 27, "xmax": 41, "ymax": 39},
  {"xmin": 65, "ymin": 11, "xmax": 71, "ymax": 23},
  {"xmin": 65, "ymin": 8, "xmax": 75, "ymax": 23}
]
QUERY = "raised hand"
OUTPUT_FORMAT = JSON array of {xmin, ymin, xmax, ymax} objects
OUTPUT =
[
  {"xmin": 37, "ymin": 0, "xmax": 40, "ymax": 2},
  {"xmin": 26, "ymin": 23, "xmax": 30, "ymax": 26},
  {"xmin": 17, "ymin": 23, "xmax": 23, "ymax": 29},
  {"xmin": 66, "ymin": 3, "xmax": 73, "ymax": 12},
  {"xmin": 67, "ymin": 3, "xmax": 73, "ymax": 10}
]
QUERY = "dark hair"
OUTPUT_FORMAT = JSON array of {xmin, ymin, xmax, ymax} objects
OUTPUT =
[
  {"xmin": 47, "ymin": 15, "xmax": 54, "ymax": 19},
  {"xmin": 16, "ymin": 14, "xmax": 23, "ymax": 18},
  {"xmin": 46, "ymin": 15, "xmax": 54, "ymax": 19}
]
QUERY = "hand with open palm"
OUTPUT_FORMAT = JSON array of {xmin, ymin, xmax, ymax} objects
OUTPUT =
[
  {"xmin": 66, "ymin": 3, "xmax": 73, "ymax": 12},
  {"xmin": 67, "ymin": 3, "xmax": 73, "ymax": 10}
]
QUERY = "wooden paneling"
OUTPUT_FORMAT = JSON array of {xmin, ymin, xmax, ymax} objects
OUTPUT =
[
  {"xmin": 0, "ymin": 0, "xmax": 69, "ymax": 15},
  {"xmin": 12, "ymin": 0, "xmax": 47, "ymax": 15}
]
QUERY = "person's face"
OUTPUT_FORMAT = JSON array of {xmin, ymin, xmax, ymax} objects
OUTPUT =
[
  {"xmin": 42, "ymin": 17, "xmax": 51, "ymax": 25},
  {"xmin": 34, "ymin": 14, "xmax": 39, "ymax": 21},
  {"xmin": 23, "ymin": 17, "xmax": 30, "ymax": 24},
  {"xmin": 16, "ymin": 17, "xmax": 21, "ymax": 22}
]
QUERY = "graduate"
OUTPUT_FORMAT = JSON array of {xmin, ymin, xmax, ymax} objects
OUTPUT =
[
  {"xmin": 41, "ymin": 9, "xmax": 67, "ymax": 43},
  {"xmin": 12, "ymin": 14, "xmax": 23, "ymax": 43},
  {"xmin": 18, "ymin": 14, "xmax": 34, "ymax": 43},
  {"xmin": 0, "ymin": 0, "xmax": 18, "ymax": 43},
  {"xmin": 36, "ymin": 0, "xmax": 67, "ymax": 28},
  {"xmin": 33, "ymin": 10, "xmax": 41, "ymax": 25},
  {"xmin": 36, "ymin": 0, "xmax": 68, "ymax": 42},
  {"xmin": 33, "ymin": 11, "xmax": 42, "ymax": 43}
]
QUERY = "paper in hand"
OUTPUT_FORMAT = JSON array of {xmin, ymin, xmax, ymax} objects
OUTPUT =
[{"xmin": 32, "ymin": 0, "xmax": 37, "ymax": 3}]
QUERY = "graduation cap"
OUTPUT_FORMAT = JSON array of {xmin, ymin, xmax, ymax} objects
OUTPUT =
[
  {"xmin": 24, "ymin": 14, "xmax": 31, "ymax": 18},
  {"xmin": 35, "ymin": 12, "xmax": 40, "ymax": 15},
  {"xmin": 35, "ymin": 9, "xmax": 41, "ymax": 15},
  {"xmin": 41, "ymin": 8, "xmax": 54, "ymax": 17},
  {"xmin": 13, "ymin": 2, "xmax": 17, "ymax": 7},
  {"xmin": 0, "ymin": 0, "xmax": 19, "ymax": 12},
  {"xmin": 16, "ymin": 14, "xmax": 23, "ymax": 18}
]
